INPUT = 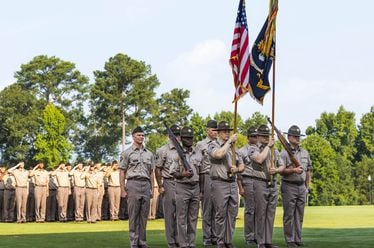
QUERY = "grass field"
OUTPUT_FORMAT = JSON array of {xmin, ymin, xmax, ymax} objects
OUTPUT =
[{"xmin": 1, "ymin": 206, "xmax": 374, "ymax": 248}]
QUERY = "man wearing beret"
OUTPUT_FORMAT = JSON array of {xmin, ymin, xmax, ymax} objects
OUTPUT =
[
  {"xmin": 280, "ymin": 125, "xmax": 312, "ymax": 248},
  {"xmin": 238, "ymin": 126, "xmax": 258, "ymax": 246},
  {"xmin": 250, "ymin": 124, "xmax": 283, "ymax": 248},
  {"xmin": 207, "ymin": 121, "xmax": 244, "ymax": 248},
  {"xmin": 155, "ymin": 124, "xmax": 181, "ymax": 248},
  {"xmin": 120, "ymin": 126, "xmax": 155, "ymax": 248},
  {"xmin": 195, "ymin": 119, "xmax": 218, "ymax": 247},
  {"xmin": 171, "ymin": 126, "xmax": 202, "ymax": 248}
]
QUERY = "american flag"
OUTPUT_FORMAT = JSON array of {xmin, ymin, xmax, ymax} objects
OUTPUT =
[{"xmin": 229, "ymin": 0, "xmax": 250, "ymax": 103}]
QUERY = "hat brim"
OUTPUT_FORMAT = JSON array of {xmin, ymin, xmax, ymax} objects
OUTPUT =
[
  {"xmin": 283, "ymin": 132, "xmax": 305, "ymax": 137},
  {"xmin": 257, "ymin": 132, "xmax": 271, "ymax": 136},
  {"xmin": 216, "ymin": 128, "xmax": 234, "ymax": 131}
]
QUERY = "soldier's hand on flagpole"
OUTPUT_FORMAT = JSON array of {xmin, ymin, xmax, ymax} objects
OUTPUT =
[
  {"xmin": 158, "ymin": 186, "xmax": 165, "ymax": 194},
  {"xmin": 229, "ymin": 133, "xmax": 238, "ymax": 144},
  {"xmin": 268, "ymin": 137, "xmax": 275, "ymax": 148}
]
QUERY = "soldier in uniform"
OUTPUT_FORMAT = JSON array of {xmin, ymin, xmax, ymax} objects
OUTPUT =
[
  {"xmin": 46, "ymin": 169, "xmax": 58, "ymax": 221},
  {"xmin": 171, "ymin": 126, "xmax": 202, "ymax": 248},
  {"xmin": 280, "ymin": 125, "xmax": 312, "ymax": 248},
  {"xmin": 8, "ymin": 161, "xmax": 30, "ymax": 223},
  {"xmin": 105, "ymin": 160, "xmax": 121, "ymax": 221},
  {"xmin": 155, "ymin": 124, "xmax": 181, "ymax": 248},
  {"xmin": 30, "ymin": 162, "xmax": 49, "ymax": 222},
  {"xmin": 82, "ymin": 163, "xmax": 101, "ymax": 223},
  {"xmin": 238, "ymin": 126, "xmax": 258, "ymax": 246},
  {"xmin": 65, "ymin": 163, "xmax": 75, "ymax": 221},
  {"xmin": 95, "ymin": 162, "xmax": 105, "ymax": 221},
  {"xmin": 27, "ymin": 174, "xmax": 35, "ymax": 222},
  {"xmin": 207, "ymin": 121, "xmax": 244, "ymax": 248},
  {"xmin": 3, "ymin": 169, "xmax": 16, "ymax": 222},
  {"xmin": 120, "ymin": 126, "xmax": 155, "ymax": 248},
  {"xmin": 250, "ymin": 124, "xmax": 283, "ymax": 248},
  {"xmin": 69, "ymin": 163, "xmax": 86, "ymax": 222},
  {"xmin": 195, "ymin": 120, "xmax": 218, "ymax": 247},
  {"xmin": 51, "ymin": 162, "xmax": 70, "ymax": 222}
]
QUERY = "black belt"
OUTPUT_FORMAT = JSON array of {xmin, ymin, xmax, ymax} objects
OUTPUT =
[
  {"xmin": 86, "ymin": 187, "xmax": 97, "ymax": 189},
  {"xmin": 127, "ymin": 177, "xmax": 149, "ymax": 181},
  {"xmin": 74, "ymin": 186, "xmax": 85, "ymax": 188},
  {"xmin": 59, "ymin": 186, "xmax": 69, "ymax": 188},
  {"xmin": 163, "ymin": 177, "xmax": 174, "ymax": 180},
  {"xmin": 211, "ymin": 177, "xmax": 235, "ymax": 183},
  {"xmin": 282, "ymin": 180, "xmax": 305, "ymax": 186},
  {"xmin": 177, "ymin": 181, "xmax": 198, "ymax": 186}
]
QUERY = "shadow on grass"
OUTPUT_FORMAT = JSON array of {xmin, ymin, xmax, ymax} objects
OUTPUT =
[{"xmin": 1, "ymin": 227, "xmax": 374, "ymax": 248}]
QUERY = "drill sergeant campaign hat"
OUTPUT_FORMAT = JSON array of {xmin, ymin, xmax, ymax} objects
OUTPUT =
[
  {"xmin": 284, "ymin": 125, "xmax": 305, "ymax": 137},
  {"xmin": 216, "ymin": 121, "xmax": 233, "ymax": 131},
  {"xmin": 257, "ymin": 124, "xmax": 271, "ymax": 136},
  {"xmin": 206, "ymin": 120, "xmax": 218, "ymax": 129},
  {"xmin": 170, "ymin": 124, "xmax": 181, "ymax": 136},
  {"xmin": 247, "ymin": 126, "xmax": 258, "ymax": 137},
  {"xmin": 180, "ymin": 126, "xmax": 194, "ymax": 138}
]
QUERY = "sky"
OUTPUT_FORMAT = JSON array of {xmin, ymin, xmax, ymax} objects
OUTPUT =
[{"xmin": 0, "ymin": 0, "xmax": 373, "ymax": 133}]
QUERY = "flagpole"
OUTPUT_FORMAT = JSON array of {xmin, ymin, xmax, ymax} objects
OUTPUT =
[
  {"xmin": 270, "ymin": 0, "xmax": 276, "ymax": 182},
  {"xmin": 231, "ymin": 100, "xmax": 238, "ymax": 170}
]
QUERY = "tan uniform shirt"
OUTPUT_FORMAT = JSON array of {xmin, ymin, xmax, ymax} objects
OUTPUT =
[
  {"xmin": 120, "ymin": 144, "xmax": 154, "ymax": 180},
  {"xmin": 96, "ymin": 171, "xmax": 105, "ymax": 188},
  {"xmin": 171, "ymin": 148, "xmax": 202, "ymax": 183},
  {"xmin": 83, "ymin": 171, "xmax": 100, "ymax": 189},
  {"xmin": 195, "ymin": 137, "xmax": 215, "ymax": 174},
  {"xmin": 34, "ymin": 170, "xmax": 49, "ymax": 186},
  {"xmin": 281, "ymin": 147, "xmax": 312, "ymax": 182},
  {"xmin": 69, "ymin": 170, "xmax": 86, "ymax": 187},
  {"xmin": 250, "ymin": 144, "xmax": 284, "ymax": 180},
  {"xmin": 107, "ymin": 170, "xmax": 120, "ymax": 187},
  {"xmin": 239, "ymin": 143, "xmax": 257, "ymax": 177},
  {"xmin": 208, "ymin": 138, "xmax": 243, "ymax": 181},
  {"xmin": 155, "ymin": 142, "xmax": 179, "ymax": 179},
  {"xmin": 11, "ymin": 169, "xmax": 29, "ymax": 187},
  {"xmin": 54, "ymin": 170, "xmax": 70, "ymax": 187}
]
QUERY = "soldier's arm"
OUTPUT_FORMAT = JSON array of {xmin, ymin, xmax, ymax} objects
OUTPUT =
[
  {"xmin": 211, "ymin": 134, "xmax": 238, "ymax": 159},
  {"xmin": 150, "ymin": 169, "xmax": 155, "ymax": 198},
  {"xmin": 119, "ymin": 168, "xmax": 127, "ymax": 198},
  {"xmin": 8, "ymin": 162, "xmax": 22, "ymax": 173}
]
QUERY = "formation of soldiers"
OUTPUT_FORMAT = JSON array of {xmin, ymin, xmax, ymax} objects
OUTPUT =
[
  {"xmin": 0, "ymin": 160, "xmax": 132, "ymax": 224},
  {"xmin": 0, "ymin": 119, "xmax": 312, "ymax": 248}
]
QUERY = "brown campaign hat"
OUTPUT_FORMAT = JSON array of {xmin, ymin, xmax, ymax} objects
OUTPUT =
[
  {"xmin": 284, "ymin": 125, "xmax": 305, "ymax": 137},
  {"xmin": 247, "ymin": 126, "xmax": 258, "ymax": 137},
  {"xmin": 216, "ymin": 121, "xmax": 233, "ymax": 131},
  {"xmin": 206, "ymin": 120, "xmax": 218, "ymax": 129},
  {"xmin": 257, "ymin": 124, "xmax": 271, "ymax": 136},
  {"xmin": 181, "ymin": 126, "xmax": 194, "ymax": 138}
]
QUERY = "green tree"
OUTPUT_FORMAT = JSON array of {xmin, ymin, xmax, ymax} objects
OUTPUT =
[
  {"xmin": 354, "ymin": 156, "xmax": 374, "ymax": 204},
  {"xmin": 14, "ymin": 55, "xmax": 90, "ymax": 155},
  {"xmin": 213, "ymin": 111, "xmax": 244, "ymax": 133},
  {"xmin": 308, "ymin": 106, "xmax": 358, "ymax": 162},
  {"xmin": 34, "ymin": 104, "xmax": 72, "ymax": 168},
  {"xmin": 356, "ymin": 106, "xmax": 374, "ymax": 160},
  {"xmin": 87, "ymin": 53, "xmax": 160, "ymax": 159},
  {"xmin": 242, "ymin": 111, "xmax": 268, "ymax": 132},
  {"xmin": 145, "ymin": 133, "xmax": 168, "ymax": 154},
  {"xmin": 0, "ymin": 84, "xmax": 42, "ymax": 164},
  {"xmin": 302, "ymin": 134, "xmax": 338, "ymax": 206},
  {"xmin": 155, "ymin": 88, "xmax": 193, "ymax": 129},
  {"xmin": 190, "ymin": 112, "xmax": 205, "ymax": 143}
]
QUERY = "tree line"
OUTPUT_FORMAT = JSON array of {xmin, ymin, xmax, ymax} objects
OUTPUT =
[{"xmin": 0, "ymin": 53, "xmax": 373, "ymax": 206}]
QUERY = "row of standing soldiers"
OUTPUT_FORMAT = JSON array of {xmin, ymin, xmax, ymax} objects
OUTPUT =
[
  {"xmin": 119, "ymin": 120, "xmax": 312, "ymax": 248},
  {"xmin": 0, "ymin": 161, "xmax": 131, "ymax": 223}
]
